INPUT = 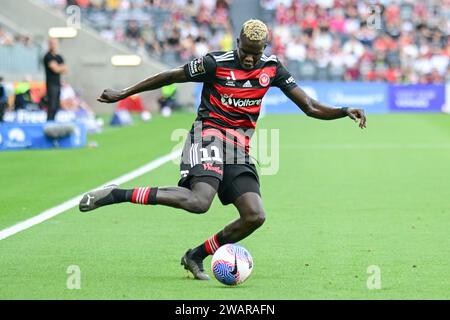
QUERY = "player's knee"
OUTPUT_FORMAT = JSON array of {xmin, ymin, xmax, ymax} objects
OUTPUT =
[
  {"xmin": 244, "ymin": 210, "xmax": 266, "ymax": 229},
  {"xmin": 254, "ymin": 212, "xmax": 266, "ymax": 228}
]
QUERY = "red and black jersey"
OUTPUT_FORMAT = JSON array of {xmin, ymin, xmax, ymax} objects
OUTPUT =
[
  {"xmin": 178, "ymin": 51, "xmax": 297, "ymax": 184},
  {"xmin": 184, "ymin": 50, "xmax": 297, "ymax": 158},
  {"xmin": 183, "ymin": 50, "xmax": 298, "ymax": 151}
]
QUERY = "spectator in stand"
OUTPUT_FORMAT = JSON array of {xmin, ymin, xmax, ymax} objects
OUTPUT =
[
  {"xmin": 158, "ymin": 83, "xmax": 179, "ymax": 117},
  {"xmin": 219, "ymin": 24, "xmax": 234, "ymax": 51},
  {"xmin": 0, "ymin": 25, "xmax": 15, "ymax": 46},
  {"xmin": 263, "ymin": 0, "xmax": 449, "ymax": 83},
  {"xmin": 42, "ymin": 0, "xmax": 233, "ymax": 70},
  {"xmin": 39, "ymin": 0, "xmax": 449, "ymax": 84},
  {"xmin": 0, "ymin": 77, "xmax": 7, "ymax": 122},
  {"xmin": 59, "ymin": 81, "xmax": 94, "ymax": 115}
]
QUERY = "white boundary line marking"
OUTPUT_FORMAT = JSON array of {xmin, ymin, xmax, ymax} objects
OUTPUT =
[{"xmin": 0, "ymin": 149, "xmax": 181, "ymax": 241}]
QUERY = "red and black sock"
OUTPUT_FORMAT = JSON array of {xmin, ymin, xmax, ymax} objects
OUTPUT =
[
  {"xmin": 191, "ymin": 231, "xmax": 227, "ymax": 261},
  {"xmin": 111, "ymin": 187, "xmax": 158, "ymax": 205},
  {"xmin": 130, "ymin": 187, "xmax": 158, "ymax": 205}
]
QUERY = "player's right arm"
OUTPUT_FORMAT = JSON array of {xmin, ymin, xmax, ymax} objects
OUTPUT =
[
  {"xmin": 97, "ymin": 67, "xmax": 187, "ymax": 103},
  {"xmin": 98, "ymin": 55, "xmax": 216, "ymax": 103}
]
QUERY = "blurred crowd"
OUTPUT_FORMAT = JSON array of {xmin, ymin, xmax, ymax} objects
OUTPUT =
[
  {"xmin": 43, "ymin": 0, "xmax": 233, "ymax": 66},
  {"xmin": 0, "ymin": 25, "xmax": 33, "ymax": 47},
  {"xmin": 262, "ymin": 0, "xmax": 449, "ymax": 83},
  {"xmin": 0, "ymin": 78, "xmax": 92, "ymax": 116},
  {"xmin": 40, "ymin": 0, "xmax": 449, "ymax": 84}
]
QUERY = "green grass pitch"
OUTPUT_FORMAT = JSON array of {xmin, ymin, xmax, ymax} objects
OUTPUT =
[{"xmin": 0, "ymin": 113, "xmax": 449, "ymax": 299}]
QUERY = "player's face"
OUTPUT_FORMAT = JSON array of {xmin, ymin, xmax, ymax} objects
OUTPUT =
[{"xmin": 237, "ymin": 36, "xmax": 266, "ymax": 70}]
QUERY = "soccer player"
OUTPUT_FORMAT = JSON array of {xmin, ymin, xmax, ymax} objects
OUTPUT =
[{"xmin": 79, "ymin": 19, "xmax": 366, "ymax": 280}]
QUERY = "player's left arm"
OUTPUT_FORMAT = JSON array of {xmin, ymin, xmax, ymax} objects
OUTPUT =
[
  {"xmin": 273, "ymin": 60, "xmax": 366, "ymax": 129},
  {"xmin": 284, "ymin": 86, "xmax": 367, "ymax": 129}
]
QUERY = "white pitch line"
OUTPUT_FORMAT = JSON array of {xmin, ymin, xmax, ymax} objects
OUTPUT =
[{"xmin": 0, "ymin": 148, "xmax": 182, "ymax": 241}]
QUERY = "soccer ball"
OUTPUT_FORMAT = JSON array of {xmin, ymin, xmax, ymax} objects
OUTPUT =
[{"xmin": 211, "ymin": 244, "xmax": 253, "ymax": 286}]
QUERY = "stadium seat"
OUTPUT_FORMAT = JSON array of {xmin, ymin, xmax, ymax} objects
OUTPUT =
[
  {"xmin": 298, "ymin": 61, "xmax": 317, "ymax": 81},
  {"xmin": 328, "ymin": 65, "xmax": 345, "ymax": 81},
  {"xmin": 315, "ymin": 66, "xmax": 329, "ymax": 81}
]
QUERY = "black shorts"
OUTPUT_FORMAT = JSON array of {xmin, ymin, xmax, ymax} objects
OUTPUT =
[
  {"xmin": 217, "ymin": 165, "xmax": 260, "ymax": 205},
  {"xmin": 179, "ymin": 164, "xmax": 261, "ymax": 206},
  {"xmin": 178, "ymin": 130, "xmax": 260, "ymax": 205}
]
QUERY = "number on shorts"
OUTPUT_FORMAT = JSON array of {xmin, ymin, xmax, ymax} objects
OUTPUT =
[{"xmin": 200, "ymin": 146, "xmax": 222, "ymax": 163}]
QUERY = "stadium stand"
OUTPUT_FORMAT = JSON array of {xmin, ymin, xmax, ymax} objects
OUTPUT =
[
  {"xmin": 260, "ymin": 0, "xmax": 449, "ymax": 83},
  {"xmin": 41, "ymin": 0, "xmax": 449, "ymax": 84},
  {"xmin": 0, "ymin": 23, "xmax": 91, "ymax": 116},
  {"xmin": 41, "ymin": 0, "xmax": 233, "ymax": 67},
  {"xmin": 0, "ymin": 23, "xmax": 43, "ymax": 79}
]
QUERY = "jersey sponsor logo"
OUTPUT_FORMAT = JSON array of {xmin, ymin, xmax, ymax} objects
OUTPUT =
[
  {"xmin": 227, "ymin": 71, "xmax": 237, "ymax": 81},
  {"xmin": 225, "ymin": 71, "xmax": 237, "ymax": 86},
  {"xmin": 220, "ymin": 94, "xmax": 262, "ymax": 108},
  {"xmin": 188, "ymin": 57, "xmax": 206, "ymax": 77},
  {"xmin": 286, "ymin": 76, "xmax": 296, "ymax": 84},
  {"xmin": 213, "ymin": 83, "xmax": 269, "ymax": 99},
  {"xmin": 202, "ymin": 163, "xmax": 223, "ymax": 175},
  {"xmin": 243, "ymin": 80, "xmax": 252, "ymax": 88},
  {"xmin": 259, "ymin": 72, "xmax": 270, "ymax": 87}
]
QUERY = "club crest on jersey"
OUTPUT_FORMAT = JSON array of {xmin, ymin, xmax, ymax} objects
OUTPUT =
[{"xmin": 259, "ymin": 72, "xmax": 270, "ymax": 87}]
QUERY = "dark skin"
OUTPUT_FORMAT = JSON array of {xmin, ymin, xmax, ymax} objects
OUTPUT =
[{"xmin": 97, "ymin": 34, "xmax": 367, "ymax": 245}]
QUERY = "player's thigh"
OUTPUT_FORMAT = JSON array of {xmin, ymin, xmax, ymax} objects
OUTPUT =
[
  {"xmin": 231, "ymin": 174, "xmax": 265, "ymax": 220},
  {"xmin": 189, "ymin": 176, "xmax": 220, "ymax": 205}
]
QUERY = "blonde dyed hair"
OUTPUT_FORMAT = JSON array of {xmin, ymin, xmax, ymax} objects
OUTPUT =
[{"xmin": 241, "ymin": 19, "xmax": 268, "ymax": 41}]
